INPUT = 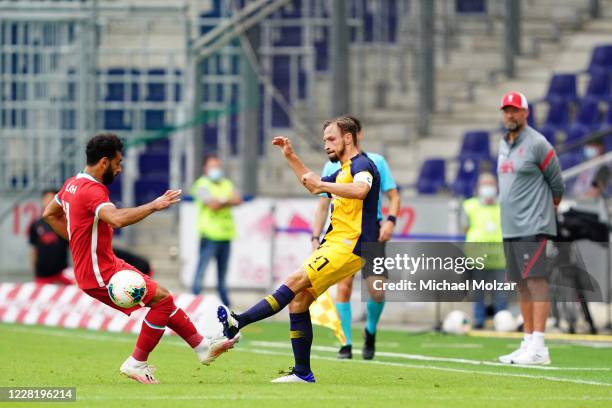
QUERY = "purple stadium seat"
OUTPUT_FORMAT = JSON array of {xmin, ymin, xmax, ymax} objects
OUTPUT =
[
  {"xmin": 538, "ymin": 125, "xmax": 557, "ymax": 146},
  {"xmin": 600, "ymin": 103, "xmax": 612, "ymax": 130},
  {"xmin": 452, "ymin": 157, "xmax": 480, "ymax": 198},
  {"xmin": 544, "ymin": 100, "xmax": 570, "ymax": 131},
  {"xmin": 558, "ymin": 152, "xmax": 583, "ymax": 170},
  {"xmin": 527, "ymin": 103, "xmax": 537, "ymax": 128},
  {"xmin": 458, "ymin": 130, "xmax": 490, "ymax": 160},
  {"xmin": 545, "ymin": 73, "xmax": 578, "ymax": 104},
  {"xmin": 575, "ymin": 98, "xmax": 602, "ymax": 130},
  {"xmin": 135, "ymin": 179, "xmax": 169, "ymax": 206},
  {"xmin": 455, "ymin": 0, "xmax": 487, "ymax": 13},
  {"xmin": 417, "ymin": 159, "xmax": 446, "ymax": 194},
  {"xmin": 584, "ymin": 71, "xmax": 611, "ymax": 103},
  {"xmin": 587, "ymin": 44, "xmax": 612, "ymax": 75}
]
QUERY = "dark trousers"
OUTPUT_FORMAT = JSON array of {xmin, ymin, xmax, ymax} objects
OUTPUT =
[
  {"xmin": 472, "ymin": 268, "xmax": 508, "ymax": 327},
  {"xmin": 192, "ymin": 238, "xmax": 231, "ymax": 306}
]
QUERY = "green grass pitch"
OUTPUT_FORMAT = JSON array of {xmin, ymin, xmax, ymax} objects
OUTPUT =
[{"xmin": 1, "ymin": 322, "xmax": 611, "ymax": 407}]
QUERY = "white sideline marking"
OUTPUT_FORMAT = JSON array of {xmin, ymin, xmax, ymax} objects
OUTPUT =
[
  {"xmin": 246, "ymin": 348, "xmax": 612, "ymax": 387},
  {"xmin": 420, "ymin": 342, "xmax": 483, "ymax": 349},
  {"xmin": 4, "ymin": 325, "xmax": 612, "ymax": 387},
  {"xmin": 251, "ymin": 341, "xmax": 612, "ymax": 372}
]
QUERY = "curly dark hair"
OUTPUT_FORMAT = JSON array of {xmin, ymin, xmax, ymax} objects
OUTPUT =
[{"xmin": 86, "ymin": 133, "xmax": 123, "ymax": 165}]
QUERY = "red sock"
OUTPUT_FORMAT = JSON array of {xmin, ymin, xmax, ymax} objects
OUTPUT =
[
  {"xmin": 132, "ymin": 296, "xmax": 176, "ymax": 362},
  {"xmin": 167, "ymin": 308, "xmax": 203, "ymax": 348}
]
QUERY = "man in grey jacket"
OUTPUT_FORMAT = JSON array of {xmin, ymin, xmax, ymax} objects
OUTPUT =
[{"xmin": 496, "ymin": 92, "xmax": 564, "ymax": 365}]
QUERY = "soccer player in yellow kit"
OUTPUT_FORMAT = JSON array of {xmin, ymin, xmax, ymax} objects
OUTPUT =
[{"xmin": 218, "ymin": 116, "xmax": 380, "ymax": 382}]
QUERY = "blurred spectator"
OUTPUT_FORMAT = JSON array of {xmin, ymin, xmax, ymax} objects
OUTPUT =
[
  {"xmin": 29, "ymin": 189, "xmax": 74, "ymax": 285},
  {"xmin": 571, "ymin": 138, "xmax": 609, "ymax": 197},
  {"xmin": 462, "ymin": 173, "xmax": 507, "ymax": 328},
  {"xmin": 191, "ymin": 154, "xmax": 242, "ymax": 305}
]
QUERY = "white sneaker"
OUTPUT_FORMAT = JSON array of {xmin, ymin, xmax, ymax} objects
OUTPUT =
[
  {"xmin": 195, "ymin": 333, "xmax": 241, "ymax": 365},
  {"xmin": 120, "ymin": 356, "xmax": 159, "ymax": 384},
  {"xmin": 271, "ymin": 370, "xmax": 316, "ymax": 383},
  {"xmin": 498, "ymin": 341, "xmax": 530, "ymax": 364},
  {"xmin": 511, "ymin": 346, "xmax": 551, "ymax": 365}
]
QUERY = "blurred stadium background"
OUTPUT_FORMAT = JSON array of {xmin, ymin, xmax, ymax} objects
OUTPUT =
[{"xmin": 2, "ymin": 0, "xmax": 612, "ymax": 333}]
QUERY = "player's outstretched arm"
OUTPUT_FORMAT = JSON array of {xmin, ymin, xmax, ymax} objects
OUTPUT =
[
  {"xmin": 271, "ymin": 136, "xmax": 313, "ymax": 184},
  {"xmin": 99, "ymin": 189, "xmax": 181, "ymax": 229},
  {"xmin": 42, "ymin": 200, "xmax": 69, "ymax": 240},
  {"xmin": 320, "ymin": 180, "xmax": 371, "ymax": 200}
]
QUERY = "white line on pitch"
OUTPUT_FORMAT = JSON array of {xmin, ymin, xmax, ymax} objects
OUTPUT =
[{"xmin": 249, "ymin": 340, "xmax": 612, "ymax": 371}]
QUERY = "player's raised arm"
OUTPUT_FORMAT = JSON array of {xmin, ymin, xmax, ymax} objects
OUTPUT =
[
  {"xmin": 272, "ymin": 136, "xmax": 318, "ymax": 193},
  {"xmin": 42, "ymin": 198, "xmax": 69, "ymax": 241},
  {"xmin": 98, "ymin": 189, "xmax": 181, "ymax": 229}
]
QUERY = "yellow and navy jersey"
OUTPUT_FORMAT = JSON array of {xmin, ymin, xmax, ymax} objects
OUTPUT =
[{"xmin": 321, "ymin": 153, "xmax": 380, "ymax": 256}]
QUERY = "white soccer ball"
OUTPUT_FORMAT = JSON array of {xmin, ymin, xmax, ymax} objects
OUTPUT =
[
  {"xmin": 494, "ymin": 310, "xmax": 517, "ymax": 332},
  {"xmin": 108, "ymin": 270, "xmax": 147, "ymax": 308},
  {"xmin": 442, "ymin": 310, "xmax": 471, "ymax": 335}
]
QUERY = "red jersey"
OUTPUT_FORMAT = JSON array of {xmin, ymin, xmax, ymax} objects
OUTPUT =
[{"xmin": 56, "ymin": 172, "xmax": 119, "ymax": 289}]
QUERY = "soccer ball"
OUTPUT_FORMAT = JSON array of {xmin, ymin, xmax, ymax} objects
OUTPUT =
[
  {"xmin": 442, "ymin": 310, "xmax": 471, "ymax": 335},
  {"xmin": 107, "ymin": 270, "xmax": 147, "ymax": 308},
  {"xmin": 493, "ymin": 310, "xmax": 517, "ymax": 332}
]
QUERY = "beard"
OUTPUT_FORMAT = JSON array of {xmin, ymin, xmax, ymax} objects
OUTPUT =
[
  {"xmin": 504, "ymin": 121, "xmax": 520, "ymax": 132},
  {"xmin": 327, "ymin": 145, "xmax": 344, "ymax": 163},
  {"xmin": 102, "ymin": 164, "xmax": 115, "ymax": 185}
]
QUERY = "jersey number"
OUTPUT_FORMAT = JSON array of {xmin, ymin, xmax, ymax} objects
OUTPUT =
[
  {"xmin": 309, "ymin": 256, "xmax": 330, "ymax": 271},
  {"xmin": 61, "ymin": 201, "xmax": 71, "ymax": 241}
]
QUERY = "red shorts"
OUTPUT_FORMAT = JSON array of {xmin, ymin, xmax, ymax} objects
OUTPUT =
[
  {"xmin": 35, "ymin": 273, "xmax": 75, "ymax": 286},
  {"xmin": 83, "ymin": 268, "xmax": 158, "ymax": 316}
]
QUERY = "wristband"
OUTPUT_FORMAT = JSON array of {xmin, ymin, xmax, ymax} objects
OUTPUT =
[
  {"xmin": 311, "ymin": 236, "xmax": 320, "ymax": 242},
  {"xmin": 387, "ymin": 215, "xmax": 397, "ymax": 224}
]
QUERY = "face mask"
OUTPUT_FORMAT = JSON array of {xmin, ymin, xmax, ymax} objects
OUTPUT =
[
  {"xmin": 207, "ymin": 167, "xmax": 223, "ymax": 181},
  {"xmin": 584, "ymin": 146, "xmax": 599, "ymax": 159},
  {"xmin": 478, "ymin": 185, "xmax": 497, "ymax": 201}
]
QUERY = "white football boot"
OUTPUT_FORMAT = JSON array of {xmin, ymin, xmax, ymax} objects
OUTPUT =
[
  {"xmin": 195, "ymin": 333, "xmax": 241, "ymax": 365},
  {"xmin": 511, "ymin": 346, "xmax": 551, "ymax": 365},
  {"xmin": 498, "ymin": 340, "xmax": 530, "ymax": 364},
  {"xmin": 271, "ymin": 369, "xmax": 316, "ymax": 383},
  {"xmin": 120, "ymin": 356, "xmax": 159, "ymax": 384}
]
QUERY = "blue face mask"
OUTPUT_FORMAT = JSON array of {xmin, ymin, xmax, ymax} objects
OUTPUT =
[
  {"xmin": 207, "ymin": 167, "xmax": 223, "ymax": 181},
  {"xmin": 584, "ymin": 146, "xmax": 599, "ymax": 160}
]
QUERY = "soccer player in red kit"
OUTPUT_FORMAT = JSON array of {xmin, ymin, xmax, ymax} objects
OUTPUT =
[{"xmin": 43, "ymin": 133, "xmax": 238, "ymax": 384}]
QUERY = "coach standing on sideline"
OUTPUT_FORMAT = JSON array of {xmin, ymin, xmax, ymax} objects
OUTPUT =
[{"xmin": 496, "ymin": 92, "xmax": 564, "ymax": 365}]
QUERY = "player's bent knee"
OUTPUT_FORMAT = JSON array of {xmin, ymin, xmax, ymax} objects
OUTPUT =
[
  {"xmin": 147, "ymin": 285, "xmax": 170, "ymax": 306},
  {"xmin": 288, "ymin": 291, "xmax": 315, "ymax": 313},
  {"xmin": 284, "ymin": 269, "xmax": 312, "ymax": 293}
]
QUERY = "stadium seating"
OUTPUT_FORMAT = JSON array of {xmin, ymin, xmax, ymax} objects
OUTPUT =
[
  {"xmin": 538, "ymin": 125, "xmax": 557, "ymax": 146},
  {"xmin": 135, "ymin": 179, "xmax": 169, "ymax": 206},
  {"xmin": 527, "ymin": 103, "xmax": 537, "ymax": 128},
  {"xmin": 587, "ymin": 44, "xmax": 612, "ymax": 75},
  {"xmin": 602, "ymin": 103, "xmax": 612, "ymax": 131},
  {"xmin": 558, "ymin": 151, "xmax": 584, "ymax": 170},
  {"xmin": 452, "ymin": 157, "xmax": 480, "ymax": 197},
  {"xmin": 573, "ymin": 97, "xmax": 602, "ymax": 131},
  {"xmin": 583, "ymin": 70, "xmax": 611, "ymax": 103},
  {"xmin": 455, "ymin": 0, "xmax": 487, "ymax": 13},
  {"xmin": 458, "ymin": 130, "xmax": 490, "ymax": 160},
  {"xmin": 104, "ymin": 68, "xmax": 140, "ymax": 102},
  {"xmin": 416, "ymin": 159, "xmax": 446, "ymax": 194},
  {"xmin": 543, "ymin": 100, "xmax": 570, "ymax": 132},
  {"xmin": 545, "ymin": 73, "xmax": 578, "ymax": 104}
]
